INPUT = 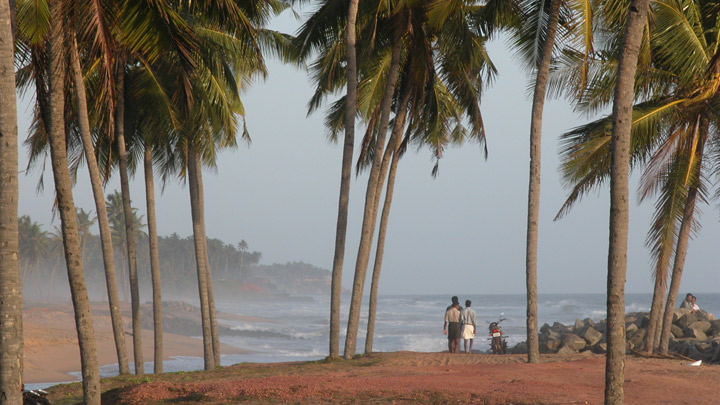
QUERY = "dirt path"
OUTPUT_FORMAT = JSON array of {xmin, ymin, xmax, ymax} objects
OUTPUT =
[{"xmin": 60, "ymin": 351, "xmax": 718, "ymax": 404}]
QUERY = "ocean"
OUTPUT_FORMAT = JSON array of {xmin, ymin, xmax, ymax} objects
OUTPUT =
[{"xmin": 32, "ymin": 292, "xmax": 719, "ymax": 390}]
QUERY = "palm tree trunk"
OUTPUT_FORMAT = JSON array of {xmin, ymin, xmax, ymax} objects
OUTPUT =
[
  {"xmin": 525, "ymin": 0, "xmax": 561, "ymax": 365},
  {"xmin": 69, "ymin": 32, "xmax": 130, "ymax": 375},
  {"xmin": 605, "ymin": 2, "xmax": 650, "ymax": 402},
  {"xmin": 46, "ymin": 4, "xmax": 100, "ymax": 402},
  {"xmin": 658, "ymin": 185, "xmax": 699, "ymax": 355},
  {"xmin": 193, "ymin": 157, "xmax": 220, "ymax": 365},
  {"xmin": 644, "ymin": 244, "xmax": 671, "ymax": 353},
  {"xmin": 0, "ymin": 1, "xmax": 23, "ymax": 401},
  {"xmin": 144, "ymin": 147, "xmax": 164, "ymax": 373},
  {"xmin": 365, "ymin": 87, "xmax": 411, "ymax": 354},
  {"xmin": 115, "ymin": 63, "xmax": 144, "ymax": 375},
  {"xmin": 344, "ymin": 19, "xmax": 406, "ymax": 359},
  {"xmin": 187, "ymin": 147, "xmax": 215, "ymax": 370},
  {"xmin": 329, "ymin": 0, "xmax": 361, "ymax": 359},
  {"xmin": 658, "ymin": 130, "xmax": 707, "ymax": 355}
]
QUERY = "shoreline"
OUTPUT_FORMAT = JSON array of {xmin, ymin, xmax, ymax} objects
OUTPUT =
[{"xmin": 23, "ymin": 302, "xmax": 250, "ymax": 384}]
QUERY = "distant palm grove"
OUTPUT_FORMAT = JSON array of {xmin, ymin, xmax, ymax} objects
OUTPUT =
[{"xmin": 1, "ymin": 0, "xmax": 716, "ymax": 404}]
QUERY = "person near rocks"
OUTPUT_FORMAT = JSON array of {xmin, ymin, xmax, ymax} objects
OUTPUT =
[
  {"xmin": 460, "ymin": 300, "xmax": 477, "ymax": 353},
  {"xmin": 691, "ymin": 295, "xmax": 700, "ymax": 311},
  {"xmin": 680, "ymin": 293, "xmax": 696, "ymax": 312},
  {"xmin": 444, "ymin": 296, "xmax": 462, "ymax": 353}
]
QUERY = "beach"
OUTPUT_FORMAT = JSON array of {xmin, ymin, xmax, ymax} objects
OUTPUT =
[{"xmin": 23, "ymin": 302, "xmax": 249, "ymax": 384}]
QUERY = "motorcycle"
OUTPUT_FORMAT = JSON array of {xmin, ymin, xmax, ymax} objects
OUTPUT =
[
  {"xmin": 488, "ymin": 315, "xmax": 507, "ymax": 354},
  {"xmin": 23, "ymin": 386, "xmax": 51, "ymax": 405}
]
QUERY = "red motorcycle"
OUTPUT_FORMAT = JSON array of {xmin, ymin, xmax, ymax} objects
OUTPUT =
[{"xmin": 488, "ymin": 315, "xmax": 507, "ymax": 354}]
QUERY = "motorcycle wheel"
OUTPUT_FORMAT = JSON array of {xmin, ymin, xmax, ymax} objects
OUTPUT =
[{"xmin": 491, "ymin": 338, "xmax": 500, "ymax": 354}]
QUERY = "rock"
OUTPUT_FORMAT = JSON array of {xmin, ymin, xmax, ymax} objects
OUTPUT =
[
  {"xmin": 628, "ymin": 329, "xmax": 646, "ymax": 351},
  {"xmin": 689, "ymin": 321, "xmax": 712, "ymax": 334},
  {"xmin": 626, "ymin": 323, "xmax": 638, "ymax": 337},
  {"xmin": 581, "ymin": 326, "xmax": 603, "ymax": 346},
  {"xmin": 545, "ymin": 336, "xmax": 562, "ymax": 351},
  {"xmin": 671, "ymin": 324, "xmax": 684, "ymax": 338},
  {"xmin": 592, "ymin": 342, "xmax": 607, "ymax": 354},
  {"xmin": 583, "ymin": 318, "xmax": 595, "ymax": 328},
  {"xmin": 710, "ymin": 320, "xmax": 720, "ymax": 336},
  {"xmin": 540, "ymin": 323, "xmax": 551, "ymax": 335},
  {"xmin": 674, "ymin": 309, "xmax": 692, "ymax": 322},
  {"xmin": 684, "ymin": 327, "xmax": 708, "ymax": 341},
  {"xmin": 552, "ymin": 322, "xmax": 569, "ymax": 333},
  {"xmin": 574, "ymin": 319, "xmax": 585, "ymax": 332},
  {"xmin": 510, "ymin": 342, "xmax": 528, "ymax": 354},
  {"xmin": 558, "ymin": 344, "xmax": 579, "ymax": 355},
  {"xmin": 563, "ymin": 333, "xmax": 587, "ymax": 351},
  {"xmin": 696, "ymin": 310, "xmax": 714, "ymax": 321},
  {"xmin": 677, "ymin": 312, "xmax": 698, "ymax": 329}
]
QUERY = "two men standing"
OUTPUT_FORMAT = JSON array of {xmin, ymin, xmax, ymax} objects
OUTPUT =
[{"xmin": 443, "ymin": 297, "xmax": 477, "ymax": 354}]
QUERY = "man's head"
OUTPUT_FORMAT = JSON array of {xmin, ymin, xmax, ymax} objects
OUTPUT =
[
  {"xmin": 686, "ymin": 293, "xmax": 694, "ymax": 300},
  {"xmin": 452, "ymin": 296, "xmax": 459, "ymax": 305},
  {"xmin": 465, "ymin": 300, "xmax": 471, "ymax": 307}
]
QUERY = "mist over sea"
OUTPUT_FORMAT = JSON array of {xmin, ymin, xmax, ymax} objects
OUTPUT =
[{"xmin": 42, "ymin": 292, "xmax": 717, "ymax": 391}]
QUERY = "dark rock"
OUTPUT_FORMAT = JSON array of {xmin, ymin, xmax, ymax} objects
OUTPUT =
[
  {"xmin": 683, "ymin": 327, "xmax": 708, "ymax": 341},
  {"xmin": 592, "ymin": 342, "xmax": 607, "ymax": 354},
  {"xmin": 510, "ymin": 342, "xmax": 528, "ymax": 354},
  {"xmin": 677, "ymin": 312, "xmax": 698, "ymax": 329},
  {"xmin": 710, "ymin": 320, "xmax": 720, "ymax": 336},
  {"xmin": 626, "ymin": 323, "xmax": 638, "ymax": 337}
]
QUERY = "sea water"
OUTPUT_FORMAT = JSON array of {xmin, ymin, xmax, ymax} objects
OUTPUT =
[
  {"xmin": 213, "ymin": 293, "xmax": 720, "ymax": 365},
  {"xmin": 29, "ymin": 292, "xmax": 720, "ymax": 390}
]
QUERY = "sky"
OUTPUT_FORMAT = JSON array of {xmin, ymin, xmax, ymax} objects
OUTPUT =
[{"xmin": 15, "ymin": 13, "xmax": 720, "ymax": 296}]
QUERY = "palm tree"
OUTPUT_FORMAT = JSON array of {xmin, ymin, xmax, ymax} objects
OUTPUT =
[
  {"xmin": 45, "ymin": 0, "xmax": 100, "ymax": 401},
  {"xmin": 66, "ymin": 24, "xmax": 131, "ymax": 374},
  {"xmin": 0, "ymin": 0, "xmax": 23, "ymax": 399},
  {"xmin": 605, "ymin": 4, "xmax": 651, "ymax": 401},
  {"xmin": 555, "ymin": 1, "xmax": 720, "ymax": 363}
]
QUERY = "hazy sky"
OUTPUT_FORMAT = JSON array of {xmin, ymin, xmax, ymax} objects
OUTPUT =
[{"xmin": 16, "ymin": 14, "xmax": 720, "ymax": 296}]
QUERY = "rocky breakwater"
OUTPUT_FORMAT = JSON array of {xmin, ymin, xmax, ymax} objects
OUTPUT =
[{"xmin": 510, "ymin": 309, "xmax": 720, "ymax": 364}]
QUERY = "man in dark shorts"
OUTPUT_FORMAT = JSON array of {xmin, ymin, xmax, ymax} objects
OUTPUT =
[{"xmin": 444, "ymin": 296, "xmax": 462, "ymax": 353}]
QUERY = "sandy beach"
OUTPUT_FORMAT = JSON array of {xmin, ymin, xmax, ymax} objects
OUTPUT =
[{"xmin": 23, "ymin": 302, "xmax": 249, "ymax": 384}]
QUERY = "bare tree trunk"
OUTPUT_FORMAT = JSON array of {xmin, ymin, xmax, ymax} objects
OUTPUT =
[
  {"xmin": 659, "ymin": 131, "xmax": 706, "ymax": 355},
  {"xmin": 605, "ymin": 2, "xmax": 650, "ymax": 403},
  {"xmin": 69, "ymin": 32, "xmax": 130, "ymax": 375},
  {"xmin": 144, "ymin": 147, "xmax": 164, "ymax": 373},
  {"xmin": 344, "ymin": 20, "xmax": 406, "ymax": 359},
  {"xmin": 0, "ymin": 1, "xmax": 23, "ymax": 400},
  {"xmin": 329, "ymin": 0, "xmax": 361, "ymax": 359},
  {"xmin": 525, "ymin": 0, "xmax": 561, "ymax": 365},
  {"xmin": 193, "ymin": 159, "xmax": 220, "ymax": 365},
  {"xmin": 645, "ymin": 244, "xmax": 671, "ymax": 353},
  {"xmin": 115, "ymin": 64, "xmax": 144, "ymax": 375},
  {"xmin": 187, "ymin": 147, "xmax": 215, "ymax": 370},
  {"xmin": 47, "ymin": 4, "xmax": 100, "ymax": 401},
  {"xmin": 365, "ymin": 87, "xmax": 411, "ymax": 354}
]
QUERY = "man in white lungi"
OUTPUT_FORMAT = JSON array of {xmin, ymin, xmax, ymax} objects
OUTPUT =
[{"xmin": 460, "ymin": 300, "xmax": 477, "ymax": 353}]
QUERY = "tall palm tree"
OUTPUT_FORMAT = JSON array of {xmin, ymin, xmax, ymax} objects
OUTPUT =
[
  {"xmin": 0, "ymin": 0, "xmax": 23, "ymax": 400},
  {"xmin": 605, "ymin": 3, "xmax": 650, "ymax": 400},
  {"xmin": 46, "ymin": 0, "xmax": 100, "ymax": 401},
  {"xmin": 554, "ymin": 1, "xmax": 720, "ymax": 362}
]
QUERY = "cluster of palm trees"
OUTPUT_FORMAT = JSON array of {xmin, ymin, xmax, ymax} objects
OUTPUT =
[
  {"xmin": 19, "ymin": 211, "xmax": 263, "ymax": 299},
  {"xmin": 0, "ymin": 0, "xmax": 715, "ymax": 404},
  {"xmin": 3, "ymin": 0, "xmax": 288, "ymax": 403}
]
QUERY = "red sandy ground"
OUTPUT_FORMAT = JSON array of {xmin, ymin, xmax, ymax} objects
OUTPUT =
[{"xmin": 109, "ymin": 351, "xmax": 719, "ymax": 404}]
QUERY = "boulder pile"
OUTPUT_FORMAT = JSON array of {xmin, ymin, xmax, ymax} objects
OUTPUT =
[{"xmin": 510, "ymin": 308, "xmax": 720, "ymax": 363}]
